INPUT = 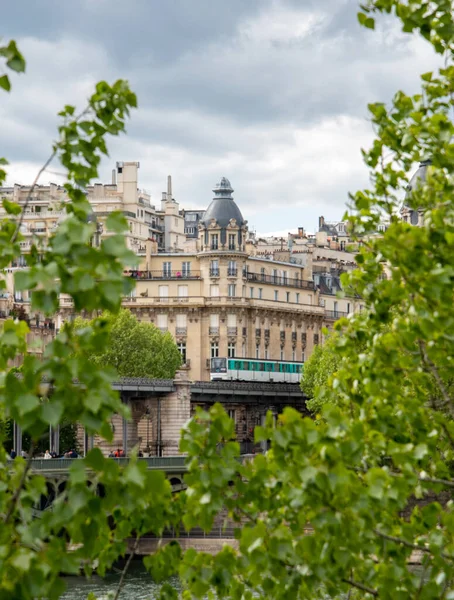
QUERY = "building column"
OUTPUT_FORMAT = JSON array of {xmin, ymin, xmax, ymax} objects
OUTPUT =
[{"xmin": 49, "ymin": 424, "xmax": 60, "ymax": 455}]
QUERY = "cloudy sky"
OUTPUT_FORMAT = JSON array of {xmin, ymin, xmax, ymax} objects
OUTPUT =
[{"xmin": 1, "ymin": 0, "xmax": 439, "ymax": 234}]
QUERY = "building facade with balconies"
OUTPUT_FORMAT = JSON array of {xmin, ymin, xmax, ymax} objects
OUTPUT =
[
  {"xmin": 57, "ymin": 177, "xmax": 357, "ymax": 380},
  {"xmin": 2, "ymin": 170, "xmax": 359, "ymax": 380}
]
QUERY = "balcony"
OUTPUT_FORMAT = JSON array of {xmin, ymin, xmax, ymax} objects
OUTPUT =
[
  {"xmin": 291, "ymin": 332, "xmax": 297, "ymax": 342},
  {"xmin": 126, "ymin": 270, "xmax": 200, "ymax": 281},
  {"xmin": 209, "ymin": 268, "xmax": 220, "ymax": 277},
  {"xmin": 227, "ymin": 327, "xmax": 237, "ymax": 336},
  {"xmin": 176, "ymin": 327, "xmax": 187, "ymax": 336},
  {"xmin": 264, "ymin": 329, "xmax": 270, "ymax": 338},
  {"xmin": 244, "ymin": 271, "xmax": 314, "ymax": 290},
  {"xmin": 210, "ymin": 244, "xmax": 219, "ymax": 251},
  {"xmin": 280, "ymin": 331, "xmax": 286, "ymax": 340},
  {"xmin": 227, "ymin": 268, "xmax": 238, "ymax": 277},
  {"xmin": 209, "ymin": 327, "xmax": 219, "ymax": 335},
  {"xmin": 30, "ymin": 227, "xmax": 47, "ymax": 234},
  {"xmin": 301, "ymin": 333, "xmax": 307, "ymax": 345},
  {"xmin": 325, "ymin": 310, "xmax": 348, "ymax": 320}
]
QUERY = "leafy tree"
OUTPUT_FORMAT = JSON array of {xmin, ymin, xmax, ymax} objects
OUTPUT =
[
  {"xmin": 1, "ymin": 0, "xmax": 454, "ymax": 597},
  {"xmin": 155, "ymin": 2, "xmax": 454, "ymax": 599},
  {"xmin": 72, "ymin": 309, "xmax": 181, "ymax": 379},
  {"xmin": 300, "ymin": 333, "xmax": 341, "ymax": 414}
]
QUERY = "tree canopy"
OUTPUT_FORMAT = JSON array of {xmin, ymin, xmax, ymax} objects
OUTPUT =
[
  {"xmin": 1, "ymin": 0, "xmax": 454, "ymax": 597},
  {"xmin": 300, "ymin": 333, "xmax": 341, "ymax": 414},
  {"xmin": 72, "ymin": 309, "xmax": 181, "ymax": 379}
]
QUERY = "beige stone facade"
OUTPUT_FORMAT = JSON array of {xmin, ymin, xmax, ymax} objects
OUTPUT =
[{"xmin": 1, "ymin": 168, "xmax": 359, "ymax": 379}]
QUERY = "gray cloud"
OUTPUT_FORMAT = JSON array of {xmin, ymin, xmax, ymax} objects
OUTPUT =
[{"xmin": 1, "ymin": 0, "xmax": 441, "ymax": 233}]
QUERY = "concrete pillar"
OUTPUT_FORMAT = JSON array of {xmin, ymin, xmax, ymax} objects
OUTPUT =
[{"xmin": 159, "ymin": 369, "xmax": 191, "ymax": 456}]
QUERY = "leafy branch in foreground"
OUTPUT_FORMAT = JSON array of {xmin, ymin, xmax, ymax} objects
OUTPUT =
[{"xmin": 148, "ymin": 1, "xmax": 454, "ymax": 598}]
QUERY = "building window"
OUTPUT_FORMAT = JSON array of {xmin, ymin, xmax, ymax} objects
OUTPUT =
[
  {"xmin": 228, "ymin": 260, "xmax": 237, "ymax": 276},
  {"xmin": 178, "ymin": 285, "xmax": 188, "ymax": 297},
  {"xmin": 250, "ymin": 287, "xmax": 254, "ymax": 298},
  {"xmin": 292, "ymin": 350, "xmax": 295, "ymax": 361},
  {"xmin": 210, "ymin": 314, "xmax": 219, "ymax": 336},
  {"xmin": 283, "ymin": 271, "xmax": 288, "ymax": 285},
  {"xmin": 258, "ymin": 288, "xmax": 263, "ymax": 299},
  {"xmin": 347, "ymin": 302, "xmax": 350, "ymax": 313},
  {"xmin": 265, "ymin": 348, "xmax": 269, "ymax": 359},
  {"xmin": 211, "ymin": 234, "xmax": 219, "ymax": 250},
  {"xmin": 227, "ymin": 409, "xmax": 236, "ymax": 421},
  {"xmin": 280, "ymin": 349, "xmax": 284, "ymax": 361},
  {"xmin": 296, "ymin": 293, "xmax": 300, "ymax": 303},
  {"xmin": 228, "ymin": 343, "xmax": 236, "ymax": 358},
  {"xmin": 210, "ymin": 285, "xmax": 219, "ymax": 297},
  {"xmin": 178, "ymin": 342, "xmax": 187, "ymax": 363},
  {"xmin": 163, "ymin": 261, "xmax": 171, "ymax": 277},
  {"xmin": 228, "ymin": 284, "xmax": 236, "ymax": 297},
  {"xmin": 256, "ymin": 344, "xmax": 260, "ymax": 359},
  {"xmin": 302, "ymin": 351, "xmax": 305, "ymax": 363},
  {"xmin": 159, "ymin": 285, "xmax": 169, "ymax": 298},
  {"xmin": 182, "ymin": 261, "xmax": 191, "ymax": 276},
  {"xmin": 314, "ymin": 334, "xmax": 319, "ymax": 345},
  {"xmin": 227, "ymin": 313, "xmax": 236, "ymax": 327},
  {"xmin": 228, "ymin": 233, "xmax": 236, "ymax": 250},
  {"xmin": 274, "ymin": 290, "xmax": 278, "ymax": 301},
  {"xmin": 260, "ymin": 267, "xmax": 266, "ymax": 282},
  {"xmin": 211, "ymin": 342, "xmax": 219, "ymax": 358},
  {"xmin": 286, "ymin": 292, "xmax": 290, "ymax": 302},
  {"xmin": 157, "ymin": 314, "xmax": 168, "ymax": 331},
  {"xmin": 176, "ymin": 314, "xmax": 187, "ymax": 333},
  {"xmin": 210, "ymin": 260, "xmax": 219, "ymax": 276},
  {"xmin": 272, "ymin": 269, "xmax": 278, "ymax": 284}
]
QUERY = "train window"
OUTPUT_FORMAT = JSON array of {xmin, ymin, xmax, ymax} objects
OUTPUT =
[
  {"xmin": 259, "ymin": 362, "xmax": 265, "ymax": 371},
  {"xmin": 234, "ymin": 360, "xmax": 242, "ymax": 370},
  {"xmin": 212, "ymin": 358, "xmax": 226, "ymax": 371}
]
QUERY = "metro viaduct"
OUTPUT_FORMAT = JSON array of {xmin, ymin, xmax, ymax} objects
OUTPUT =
[{"xmin": 13, "ymin": 375, "xmax": 308, "ymax": 458}]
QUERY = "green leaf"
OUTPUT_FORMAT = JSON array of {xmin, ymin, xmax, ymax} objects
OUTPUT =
[
  {"xmin": 106, "ymin": 211, "xmax": 128, "ymax": 233},
  {"xmin": 0, "ymin": 75, "xmax": 11, "ymax": 91},
  {"xmin": 41, "ymin": 401, "xmax": 64, "ymax": 426},
  {"xmin": 2, "ymin": 198, "xmax": 21, "ymax": 215}
]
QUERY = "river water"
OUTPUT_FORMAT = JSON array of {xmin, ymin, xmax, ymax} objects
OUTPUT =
[{"xmin": 61, "ymin": 563, "xmax": 179, "ymax": 599}]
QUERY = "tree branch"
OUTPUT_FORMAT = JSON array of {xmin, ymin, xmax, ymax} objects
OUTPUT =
[
  {"xmin": 113, "ymin": 534, "xmax": 141, "ymax": 600},
  {"xmin": 419, "ymin": 340, "xmax": 454, "ymax": 419},
  {"xmin": 341, "ymin": 578, "xmax": 378, "ymax": 597},
  {"xmin": 11, "ymin": 151, "xmax": 57, "ymax": 244},
  {"xmin": 374, "ymin": 528, "xmax": 453, "ymax": 561},
  {"xmin": 3, "ymin": 441, "xmax": 35, "ymax": 524}
]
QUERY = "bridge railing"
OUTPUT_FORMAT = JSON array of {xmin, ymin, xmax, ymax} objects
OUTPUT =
[{"xmin": 30, "ymin": 456, "xmax": 187, "ymax": 472}]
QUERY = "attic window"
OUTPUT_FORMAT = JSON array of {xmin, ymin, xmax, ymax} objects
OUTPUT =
[{"xmin": 117, "ymin": 166, "xmax": 123, "ymax": 174}]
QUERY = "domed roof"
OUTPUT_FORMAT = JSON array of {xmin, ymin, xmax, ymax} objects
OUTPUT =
[
  {"xmin": 201, "ymin": 177, "xmax": 245, "ymax": 228},
  {"xmin": 405, "ymin": 159, "xmax": 431, "ymax": 202}
]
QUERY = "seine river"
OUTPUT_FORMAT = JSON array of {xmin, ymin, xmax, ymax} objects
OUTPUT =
[{"xmin": 61, "ymin": 563, "xmax": 179, "ymax": 599}]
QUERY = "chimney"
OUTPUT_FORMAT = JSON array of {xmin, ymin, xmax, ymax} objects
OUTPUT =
[
  {"xmin": 319, "ymin": 216, "xmax": 325, "ymax": 229},
  {"xmin": 112, "ymin": 169, "xmax": 116, "ymax": 185},
  {"xmin": 167, "ymin": 175, "xmax": 172, "ymax": 201}
]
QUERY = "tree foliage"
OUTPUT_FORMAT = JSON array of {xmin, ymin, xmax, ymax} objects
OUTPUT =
[
  {"xmin": 300, "ymin": 333, "xmax": 342, "ymax": 413},
  {"xmin": 72, "ymin": 309, "xmax": 181, "ymax": 379},
  {"xmin": 1, "ymin": 0, "xmax": 454, "ymax": 597}
]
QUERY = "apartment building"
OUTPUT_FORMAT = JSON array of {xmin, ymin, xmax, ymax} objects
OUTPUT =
[{"xmin": 1, "ymin": 168, "xmax": 358, "ymax": 377}]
